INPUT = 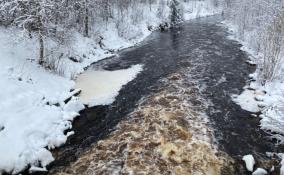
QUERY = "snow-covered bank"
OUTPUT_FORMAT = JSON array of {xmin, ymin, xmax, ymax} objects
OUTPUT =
[
  {"xmin": 234, "ymin": 79, "xmax": 284, "ymax": 142},
  {"xmin": 223, "ymin": 21, "xmax": 284, "ymax": 144},
  {"xmin": 222, "ymin": 19, "xmax": 284, "ymax": 174},
  {"xmin": 0, "ymin": 1, "xmax": 222, "ymax": 174},
  {"xmin": 222, "ymin": 0, "xmax": 284, "ymax": 146}
]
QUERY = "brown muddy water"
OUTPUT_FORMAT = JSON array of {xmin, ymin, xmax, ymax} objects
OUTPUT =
[{"xmin": 26, "ymin": 16, "xmax": 284, "ymax": 175}]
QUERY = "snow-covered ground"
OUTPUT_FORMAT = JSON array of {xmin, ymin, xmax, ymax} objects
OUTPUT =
[
  {"xmin": 182, "ymin": 0, "xmax": 223, "ymax": 20},
  {"xmin": 0, "ymin": 1, "xmax": 221, "ymax": 174},
  {"xmin": 0, "ymin": 28, "xmax": 85, "ymax": 174}
]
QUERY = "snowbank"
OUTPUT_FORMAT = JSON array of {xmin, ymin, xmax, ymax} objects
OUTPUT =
[
  {"xmin": 0, "ymin": 28, "xmax": 85, "ymax": 174},
  {"xmin": 242, "ymin": 154, "xmax": 255, "ymax": 172}
]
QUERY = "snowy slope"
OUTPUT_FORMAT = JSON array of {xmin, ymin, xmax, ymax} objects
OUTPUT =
[
  {"xmin": 0, "ymin": 28, "xmax": 85, "ymax": 174},
  {"xmin": 0, "ymin": 1, "xmax": 221, "ymax": 174}
]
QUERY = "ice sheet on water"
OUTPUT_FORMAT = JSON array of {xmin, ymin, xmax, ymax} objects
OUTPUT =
[{"xmin": 75, "ymin": 65, "xmax": 143, "ymax": 107}]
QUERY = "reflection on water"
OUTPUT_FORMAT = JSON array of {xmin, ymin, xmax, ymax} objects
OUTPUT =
[{"xmin": 52, "ymin": 67, "xmax": 234, "ymax": 175}]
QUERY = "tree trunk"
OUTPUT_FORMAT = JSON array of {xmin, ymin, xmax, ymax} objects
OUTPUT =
[
  {"xmin": 38, "ymin": 16, "xmax": 44, "ymax": 65},
  {"xmin": 39, "ymin": 30, "xmax": 44, "ymax": 65},
  {"xmin": 84, "ymin": 0, "xmax": 89, "ymax": 37}
]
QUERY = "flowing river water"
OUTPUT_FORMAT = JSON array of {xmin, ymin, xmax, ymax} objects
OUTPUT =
[{"xmin": 32, "ymin": 16, "xmax": 284, "ymax": 175}]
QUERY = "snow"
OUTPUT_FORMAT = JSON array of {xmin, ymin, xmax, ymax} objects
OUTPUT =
[
  {"xmin": 223, "ymin": 20, "xmax": 284, "ymax": 144},
  {"xmin": 0, "ymin": 1, "xmax": 222, "ymax": 174},
  {"xmin": 182, "ymin": 1, "xmax": 223, "ymax": 20},
  {"xmin": 279, "ymin": 153, "xmax": 284, "ymax": 175},
  {"xmin": 233, "ymin": 63, "xmax": 284, "ymax": 143},
  {"xmin": 233, "ymin": 89, "xmax": 261, "ymax": 113},
  {"xmin": 0, "ymin": 27, "xmax": 85, "ymax": 174},
  {"xmin": 242, "ymin": 154, "xmax": 255, "ymax": 172},
  {"xmin": 252, "ymin": 168, "xmax": 267, "ymax": 175},
  {"xmin": 75, "ymin": 65, "xmax": 143, "ymax": 107},
  {"xmin": 29, "ymin": 166, "xmax": 47, "ymax": 173},
  {"xmin": 271, "ymin": 166, "xmax": 275, "ymax": 172}
]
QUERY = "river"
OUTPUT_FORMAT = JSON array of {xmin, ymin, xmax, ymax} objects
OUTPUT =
[{"xmin": 31, "ymin": 16, "xmax": 284, "ymax": 175}]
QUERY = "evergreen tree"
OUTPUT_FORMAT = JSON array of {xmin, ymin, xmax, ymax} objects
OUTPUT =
[{"xmin": 170, "ymin": 0, "xmax": 183, "ymax": 25}]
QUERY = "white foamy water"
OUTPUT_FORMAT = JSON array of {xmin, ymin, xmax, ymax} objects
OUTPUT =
[{"xmin": 75, "ymin": 64, "xmax": 143, "ymax": 107}]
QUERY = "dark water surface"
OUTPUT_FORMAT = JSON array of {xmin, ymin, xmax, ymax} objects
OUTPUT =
[{"xmin": 29, "ymin": 16, "xmax": 284, "ymax": 174}]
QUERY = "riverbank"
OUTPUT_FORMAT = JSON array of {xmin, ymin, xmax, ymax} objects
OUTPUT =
[{"xmin": 221, "ymin": 20, "xmax": 284, "ymax": 174}]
